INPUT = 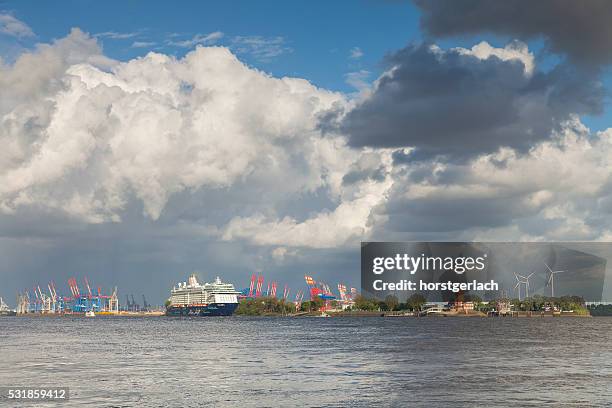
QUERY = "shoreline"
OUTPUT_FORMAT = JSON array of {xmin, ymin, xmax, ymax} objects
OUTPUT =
[{"xmin": 5, "ymin": 311, "xmax": 598, "ymax": 318}]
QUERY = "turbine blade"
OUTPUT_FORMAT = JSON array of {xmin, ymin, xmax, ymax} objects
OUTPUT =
[{"xmin": 544, "ymin": 263, "xmax": 554, "ymax": 273}]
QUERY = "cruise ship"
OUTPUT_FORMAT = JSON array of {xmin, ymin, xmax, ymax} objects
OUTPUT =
[{"xmin": 166, "ymin": 274, "xmax": 241, "ymax": 316}]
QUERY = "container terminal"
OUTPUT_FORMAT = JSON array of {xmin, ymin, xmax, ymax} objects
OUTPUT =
[
  {"xmin": 11, "ymin": 276, "xmax": 165, "ymax": 316},
  {"xmin": 14, "ymin": 277, "xmax": 120, "ymax": 316}
]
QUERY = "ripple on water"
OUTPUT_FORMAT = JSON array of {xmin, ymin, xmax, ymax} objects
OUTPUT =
[{"xmin": 1, "ymin": 317, "xmax": 611, "ymax": 407}]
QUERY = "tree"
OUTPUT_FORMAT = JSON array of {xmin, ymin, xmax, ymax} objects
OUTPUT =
[
  {"xmin": 300, "ymin": 297, "xmax": 324, "ymax": 312},
  {"xmin": 354, "ymin": 295, "xmax": 378, "ymax": 311},
  {"xmin": 235, "ymin": 297, "xmax": 297, "ymax": 315},
  {"xmin": 407, "ymin": 293, "xmax": 427, "ymax": 311},
  {"xmin": 384, "ymin": 295, "xmax": 399, "ymax": 311}
]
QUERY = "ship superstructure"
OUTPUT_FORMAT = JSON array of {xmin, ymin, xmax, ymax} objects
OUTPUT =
[{"xmin": 166, "ymin": 274, "xmax": 240, "ymax": 316}]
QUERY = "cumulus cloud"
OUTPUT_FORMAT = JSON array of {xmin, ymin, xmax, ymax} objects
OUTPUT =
[
  {"xmin": 374, "ymin": 119, "xmax": 612, "ymax": 241},
  {"xmin": 1, "ymin": 29, "xmax": 395, "ymax": 249},
  {"xmin": 0, "ymin": 13, "xmax": 34, "ymax": 38},
  {"xmin": 337, "ymin": 42, "xmax": 604, "ymax": 160},
  {"xmin": 222, "ymin": 160, "xmax": 393, "ymax": 248},
  {"xmin": 2, "ymin": 28, "xmax": 612, "ymax": 256},
  {"xmin": 414, "ymin": 0, "xmax": 612, "ymax": 68},
  {"xmin": 455, "ymin": 41, "xmax": 535, "ymax": 76}
]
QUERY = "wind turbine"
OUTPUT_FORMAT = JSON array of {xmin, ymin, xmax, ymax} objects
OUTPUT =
[
  {"xmin": 523, "ymin": 272, "xmax": 534, "ymax": 298},
  {"xmin": 544, "ymin": 263, "xmax": 565, "ymax": 298},
  {"xmin": 514, "ymin": 273, "xmax": 523, "ymax": 300},
  {"xmin": 514, "ymin": 272, "xmax": 534, "ymax": 300}
]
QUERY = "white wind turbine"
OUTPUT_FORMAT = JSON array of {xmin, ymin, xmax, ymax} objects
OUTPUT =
[
  {"xmin": 514, "ymin": 273, "xmax": 523, "ymax": 300},
  {"xmin": 514, "ymin": 272, "xmax": 534, "ymax": 300},
  {"xmin": 544, "ymin": 263, "xmax": 565, "ymax": 298}
]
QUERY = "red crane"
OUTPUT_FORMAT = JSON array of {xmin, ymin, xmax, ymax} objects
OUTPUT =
[
  {"xmin": 83, "ymin": 277, "xmax": 93, "ymax": 299},
  {"xmin": 248, "ymin": 274, "xmax": 256, "ymax": 297},
  {"xmin": 255, "ymin": 275, "xmax": 264, "ymax": 298},
  {"xmin": 68, "ymin": 277, "xmax": 80, "ymax": 298}
]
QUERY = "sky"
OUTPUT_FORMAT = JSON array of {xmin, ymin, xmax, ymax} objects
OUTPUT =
[{"xmin": 2, "ymin": 0, "xmax": 612, "ymax": 304}]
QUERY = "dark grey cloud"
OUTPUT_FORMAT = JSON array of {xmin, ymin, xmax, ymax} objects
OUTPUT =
[
  {"xmin": 340, "ymin": 43, "xmax": 604, "ymax": 160},
  {"xmin": 380, "ymin": 187, "xmax": 528, "ymax": 233},
  {"xmin": 414, "ymin": 0, "xmax": 612, "ymax": 68}
]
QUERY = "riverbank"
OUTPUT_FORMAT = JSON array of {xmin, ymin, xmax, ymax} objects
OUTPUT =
[{"xmin": 7, "ymin": 309, "xmax": 593, "ymax": 318}]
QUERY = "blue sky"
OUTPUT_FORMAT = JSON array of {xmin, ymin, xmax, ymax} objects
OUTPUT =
[
  {"xmin": 4, "ymin": 0, "xmax": 610, "ymax": 130},
  {"xmin": 2, "ymin": 0, "xmax": 420, "ymax": 92}
]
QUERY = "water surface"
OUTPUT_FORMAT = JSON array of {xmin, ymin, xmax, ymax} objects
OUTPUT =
[{"xmin": 1, "ymin": 317, "xmax": 611, "ymax": 407}]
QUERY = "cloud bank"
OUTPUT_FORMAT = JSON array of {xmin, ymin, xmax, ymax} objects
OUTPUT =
[
  {"xmin": 0, "ymin": 29, "xmax": 391, "ymax": 248},
  {"xmin": 2, "ymin": 26, "xmax": 612, "ymax": 255}
]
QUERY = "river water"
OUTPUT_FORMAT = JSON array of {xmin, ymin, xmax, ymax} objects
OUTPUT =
[{"xmin": 1, "ymin": 316, "xmax": 611, "ymax": 407}]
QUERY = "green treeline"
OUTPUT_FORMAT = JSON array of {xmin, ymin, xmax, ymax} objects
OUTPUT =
[
  {"xmin": 235, "ymin": 293, "xmax": 593, "ymax": 315},
  {"xmin": 235, "ymin": 297, "xmax": 296, "ymax": 315},
  {"xmin": 350, "ymin": 294, "xmax": 590, "ymax": 314},
  {"xmin": 352, "ymin": 294, "xmax": 427, "ymax": 312},
  {"xmin": 501, "ymin": 295, "xmax": 589, "ymax": 315}
]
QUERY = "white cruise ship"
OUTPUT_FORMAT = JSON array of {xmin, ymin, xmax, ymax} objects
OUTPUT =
[{"xmin": 166, "ymin": 274, "xmax": 240, "ymax": 316}]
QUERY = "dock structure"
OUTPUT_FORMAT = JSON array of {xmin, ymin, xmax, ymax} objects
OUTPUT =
[{"xmin": 16, "ymin": 278, "xmax": 120, "ymax": 315}]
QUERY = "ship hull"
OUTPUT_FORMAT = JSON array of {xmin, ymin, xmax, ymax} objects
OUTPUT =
[{"xmin": 165, "ymin": 303, "xmax": 238, "ymax": 317}]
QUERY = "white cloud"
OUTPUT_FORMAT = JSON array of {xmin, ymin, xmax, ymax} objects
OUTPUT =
[
  {"xmin": 95, "ymin": 31, "xmax": 140, "ymax": 40},
  {"xmin": 349, "ymin": 47, "xmax": 364, "ymax": 59},
  {"xmin": 2, "ymin": 33, "xmax": 612, "ymax": 251},
  {"xmin": 166, "ymin": 32, "xmax": 223, "ymax": 48},
  {"xmin": 222, "ymin": 152, "xmax": 393, "ymax": 248},
  {"xmin": 231, "ymin": 36, "xmax": 292, "ymax": 62},
  {"xmin": 2, "ymin": 29, "xmax": 387, "ymax": 250},
  {"xmin": 345, "ymin": 70, "xmax": 371, "ymax": 92},
  {"xmin": 0, "ymin": 13, "xmax": 34, "ymax": 38},
  {"xmin": 271, "ymin": 246, "xmax": 298, "ymax": 262},
  {"xmin": 454, "ymin": 40, "xmax": 535, "ymax": 76},
  {"xmin": 376, "ymin": 118, "xmax": 612, "ymax": 241},
  {"xmin": 131, "ymin": 41, "xmax": 156, "ymax": 48}
]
